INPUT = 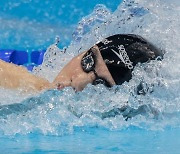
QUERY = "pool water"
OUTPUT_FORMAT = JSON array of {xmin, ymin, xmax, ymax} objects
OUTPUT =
[
  {"xmin": 0, "ymin": 0, "xmax": 180, "ymax": 153},
  {"xmin": 0, "ymin": 0, "xmax": 122, "ymax": 50},
  {"xmin": 1, "ymin": 127, "xmax": 180, "ymax": 153},
  {"xmin": 0, "ymin": 0, "xmax": 122, "ymax": 70}
]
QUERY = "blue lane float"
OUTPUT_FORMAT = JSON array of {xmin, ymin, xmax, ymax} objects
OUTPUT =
[
  {"xmin": 0, "ymin": 49, "xmax": 15, "ymax": 63},
  {"xmin": 31, "ymin": 50, "xmax": 46, "ymax": 65},
  {"xmin": 0, "ymin": 49, "xmax": 46, "ymax": 71},
  {"xmin": 10, "ymin": 50, "xmax": 28, "ymax": 65}
]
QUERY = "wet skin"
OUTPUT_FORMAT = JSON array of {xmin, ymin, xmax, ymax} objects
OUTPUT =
[
  {"xmin": 0, "ymin": 59, "xmax": 50, "ymax": 92},
  {"xmin": 0, "ymin": 46, "xmax": 115, "ymax": 92},
  {"xmin": 52, "ymin": 45, "xmax": 115, "ymax": 91}
]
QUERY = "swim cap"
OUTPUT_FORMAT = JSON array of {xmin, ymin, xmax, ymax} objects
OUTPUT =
[{"xmin": 96, "ymin": 34, "xmax": 163, "ymax": 85}]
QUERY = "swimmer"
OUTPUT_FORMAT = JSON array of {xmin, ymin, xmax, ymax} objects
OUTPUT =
[{"xmin": 0, "ymin": 34, "xmax": 163, "ymax": 92}]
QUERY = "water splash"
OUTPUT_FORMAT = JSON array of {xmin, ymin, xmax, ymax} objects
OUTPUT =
[{"xmin": 0, "ymin": 0, "xmax": 180, "ymax": 135}]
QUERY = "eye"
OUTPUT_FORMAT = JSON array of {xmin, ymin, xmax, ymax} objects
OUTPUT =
[{"xmin": 81, "ymin": 50, "xmax": 95, "ymax": 72}]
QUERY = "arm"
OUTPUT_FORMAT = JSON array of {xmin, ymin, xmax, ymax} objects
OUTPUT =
[{"xmin": 0, "ymin": 60, "xmax": 50, "ymax": 92}]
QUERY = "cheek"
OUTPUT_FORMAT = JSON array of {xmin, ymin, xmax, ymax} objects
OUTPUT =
[{"xmin": 71, "ymin": 73, "xmax": 92, "ymax": 91}]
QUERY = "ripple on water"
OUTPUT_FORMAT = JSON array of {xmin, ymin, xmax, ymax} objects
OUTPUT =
[{"xmin": 0, "ymin": 0, "xmax": 180, "ymax": 135}]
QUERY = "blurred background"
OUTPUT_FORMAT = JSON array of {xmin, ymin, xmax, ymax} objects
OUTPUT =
[{"xmin": 0, "ymin": 0, "xmax": 122, "ymax": 50}]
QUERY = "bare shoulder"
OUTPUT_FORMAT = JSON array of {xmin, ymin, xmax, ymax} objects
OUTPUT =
[{"xmin": 0, "ymin": 59, "xmax": 50, "ymax": 92}]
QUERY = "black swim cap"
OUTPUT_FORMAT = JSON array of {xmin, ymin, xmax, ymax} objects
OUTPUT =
[{"xmin": 96, "ymin": 34, "xmax": 163, "ymax": 85}]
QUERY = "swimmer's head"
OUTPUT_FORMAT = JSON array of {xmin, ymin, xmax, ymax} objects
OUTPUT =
[
  {"xmin": 97, "ymin": 34, "xmax": 163, "ymax": 85},
  {"xmin": 53, "ymin": 34, "xmax": 163, "ymax": 91}
]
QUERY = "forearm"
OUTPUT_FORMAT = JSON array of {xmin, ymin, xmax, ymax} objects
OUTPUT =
[{"xmin": 0, "ymin": 60, "xmax": 50, "ymax": 91}]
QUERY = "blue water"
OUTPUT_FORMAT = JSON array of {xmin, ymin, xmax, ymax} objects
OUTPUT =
[
  {"xmin": 0, "ymin": 0, "xmax": 180, "ymax": 153},
  {"xmin": 1, "ymin": 127, "xmax": 180, "ymax": 153},
  {"xmin": 0, "ymin": 0, "xmax": 121, "ymax": 50}
]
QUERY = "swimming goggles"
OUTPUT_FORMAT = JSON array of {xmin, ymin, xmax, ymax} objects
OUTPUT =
[{"xmin": 81, "ymin": 47, "xmax": 112, "ymax": 87}]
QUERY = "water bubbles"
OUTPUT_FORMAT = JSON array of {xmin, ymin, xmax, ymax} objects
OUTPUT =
[
  {"xmin": 0, "ymin": 0, "xmax": 180, "ymax": 135},
  {"xmin": 72, "ymin": 4, "xmax": 111, "ymax": 44}
]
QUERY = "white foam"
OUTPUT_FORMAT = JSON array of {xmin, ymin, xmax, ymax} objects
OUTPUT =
[{"xmin": 0, "ymin": 0, "xmax": 180, "ymax": 135}]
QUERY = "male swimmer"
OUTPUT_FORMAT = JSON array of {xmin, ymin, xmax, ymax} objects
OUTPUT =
[{"xmin": 0, "ymin": 34, "xmax": 163, "ymax": 92}]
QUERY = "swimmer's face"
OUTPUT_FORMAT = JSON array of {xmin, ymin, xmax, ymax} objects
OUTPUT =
[{"xmin": 52, "ymin": 46, "xmax": 115, "ymax": 91}]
